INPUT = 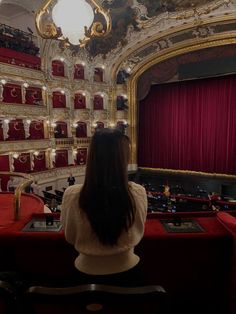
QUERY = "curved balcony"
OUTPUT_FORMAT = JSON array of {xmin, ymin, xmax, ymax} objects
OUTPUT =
[
  {"xmin": 54, "ymin": 137, "xmax": 74, "ymax": 148},
  {"xmin": 0, "ymin": 102, "xmax": 47, "ymax": 117},
  {"xmin": 0, "ymin": 139, "xmax": 50, "ymax": 154},
  {"xmin": 74, "ymin": 137, "xmax": 91, "ymax": 147}
]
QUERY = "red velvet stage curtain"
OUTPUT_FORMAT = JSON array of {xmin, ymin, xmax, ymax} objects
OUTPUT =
[
  {"xmin": 55, "ymin": 150, "xmax": 68, "ymax": 168},
  {"xmin": 0, "ymin": 121, "xmax": 4, "ymax": 141},
  {"xmin": 52, "ymin": 92, "xmax": 66, "ymax": 108},
  {"xmin": 74, "ymin": 64, "xmax": 84, "ymax": 79},
  {"xmin": 76, "ymin": 122, "xmax": 87, "ymax": 137},
  {"xmin": 52, "ymin": 60, "xmax": 65, "ymax": 77},
  {"xmin": 0, "ymin": 155, "xmax": 10, "ymax": 191},
  {"xmin": 74, "ymin": 93, "xmax": 86, "ymax": 109},
  {"xmin": 13, "ymin": 153, "xmax": 31, "ymax": 173},
  {"xmin": 3, "ymin": 83, "xmax": 22, "ymax": 103},
  {"xmin": 29, "ymin": 121, "xmax": 44, "ymax": 139},
  {"xmin": 93, "ymin": 95, "xmax": 103, "ymax": 110},
  {"xmin": 94, "ymin": 67, "xmax": 103, "ymax": 82},
  {"xmin": 138, "ymin": 75, "xmax": 236, "ymax": 175},
  {"xmin": 33, "ymin": 152, "xmax": 46, "ymax": 172},
  {"xmin": 25, "ymin": 87, "xmax": 42, "ymax": 105},
  {"xmin": 54, "ymin": 121, "xmax": 68, "ymax": 138},
  {"xmin": 76, "ymin": 148, "xmax": 87, "ymax": 165},
  {"xmin": 7, "ymin": 119, "xmax": 25, "ymax": 140}
]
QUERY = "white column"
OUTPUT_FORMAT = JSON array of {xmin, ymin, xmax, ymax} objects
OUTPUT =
[
  {"xmin": 0, "ymin": 84, "xmax": 4, "ymax": 102},
  {"xmin": 23, "ymin": 119, "xmax": 30, "ymax": 139},
  {"xmin": 67, "ymin": 120, "xmax": 72, "ymax": 137},
  {"xmin": 21, "ymin": 85, "xmax": 26, "ymax": 104},
  {"xmin": 2, "ymin": 120, "xmax": 9, "ymax": 140},
  {"xmin": 9, "ymin": 154, "xmax": 15, "ymax": 172},
  {"xmin": 68, "ymin": 149, "xmax": 74, "ymax": 166}
]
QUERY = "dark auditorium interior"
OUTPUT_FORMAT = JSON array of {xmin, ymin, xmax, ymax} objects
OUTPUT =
[{"xmin": 0, "ymin": 0, "xmax": 236, "ymax": 313}]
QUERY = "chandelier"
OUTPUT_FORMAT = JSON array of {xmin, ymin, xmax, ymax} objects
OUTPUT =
[{"xmin": 35, "ymin": 0, "xmax": 112, "ymax": 48}]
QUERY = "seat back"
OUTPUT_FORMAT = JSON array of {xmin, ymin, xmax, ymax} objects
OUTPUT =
[
  {"xmin": 23, "ymin": 284, "xmax": 167, "ymax": 314},
  {"xmin": 0, "ymin": 280, "xmax": 16, "ymax": 314}
]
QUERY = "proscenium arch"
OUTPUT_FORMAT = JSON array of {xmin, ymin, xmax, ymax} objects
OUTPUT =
[{"xmin": 127, "ymin": 33, "xmax": 236, "ymax": 169}]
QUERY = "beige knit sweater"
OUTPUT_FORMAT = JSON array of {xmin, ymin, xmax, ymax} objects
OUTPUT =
[{"xmin": 60, "ymin": 182, "xmax": 147, "ymax": 275}]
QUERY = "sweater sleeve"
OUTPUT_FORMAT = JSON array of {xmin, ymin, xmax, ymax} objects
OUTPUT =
[{"xmin": 60, "ymin": 185, "xmax": 81, "ymax": 246}]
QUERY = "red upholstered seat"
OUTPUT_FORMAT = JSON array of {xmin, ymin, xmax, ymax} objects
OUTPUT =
[{"xmin": 217, "ymin": 212, "xmax": 236, "ymax": 314}]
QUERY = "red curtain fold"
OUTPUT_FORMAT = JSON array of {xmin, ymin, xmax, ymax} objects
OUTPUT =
[
  {"xmin": 76, "ymin": 122, "xmax": 87, "ymax": 138},
  {"xmin": 25, "ymin": 87, "xmax": 42, "ymax": 105},
  {"xmin": 13, "ymin": 153, "xmax": 31, "ymax": 173},
  {"xmin": 74, "ymin": 93, "xmax": 86, "ymax": 109},
  {"xmin": 0, "ymin": 155, "xmax": 10, "ymax": 191},
  {"xmin": 52, "ymin": 60, "xmax": 65, "ymax": 77},
  {"xmin": 33, "ymin": 152, "xmax": 46, "ymax": 172},
  {"xmin": 93, "ymin": 95, "xmax": 103, "ymax": 110},
  {"xmin": 7, "ymin": 119, "xmax": 25, "ymax": 140},
  {"xmin": 29, "ymin": 121, "xmax": 44, "ymax": 139},
  {"xmin": 54, "ymin": 121, "xmax": 68, "ymax": 138},
  {"xmin": 77, "ymin": 148, "xmax": 87, "ymax": 165},
  {"xmin": 138, "ymin": 75, "xmax": 236, "ymax": 175},
  {"xmin": 3, "ymin": 83, "xmax": 22, "ymax": 103},
  {"xmin": 0, "ymin": 121, "xmax": 4, "ymax": 141},
  {"xmin": 52, "ymin": 92, "xmax": 66, "ymax": 108},
  {"xmin": 55, "ymin": 150, "xmax": 68, "ymax": 168},
  {"xmin": 74, "ymin": 64, "xmax": 84, "ymax": 79}
]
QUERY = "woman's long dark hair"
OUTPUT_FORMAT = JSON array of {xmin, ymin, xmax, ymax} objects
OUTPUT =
[{"xmin": 79, "ymin": 128, "xmax": 135, "ymax": 246}]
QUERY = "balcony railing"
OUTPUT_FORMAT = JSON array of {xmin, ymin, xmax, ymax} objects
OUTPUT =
[
  {"xmin": 75, "ymin": 137, "xmax": 91, "ymax": 146},
  {"xmin": 55, "ymin": 137, "xmax": 74, "ymax": 147}
]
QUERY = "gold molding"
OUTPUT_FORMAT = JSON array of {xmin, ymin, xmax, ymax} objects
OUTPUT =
[
  {"xmin": 127, "ymin": 32, "xmax": 236, "ymax": 177},
  {"xmin": 139, "ymin": 167, "xmax": 236, "ymax": 180},
  {"xmin": 111, "ymin": 14, "xmax": 236, "ymax": 78}
]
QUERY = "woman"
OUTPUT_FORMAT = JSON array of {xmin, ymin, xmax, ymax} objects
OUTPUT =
[{"xmin": 61, "ymin": 128, "xmax": 147, "ymax": 286}]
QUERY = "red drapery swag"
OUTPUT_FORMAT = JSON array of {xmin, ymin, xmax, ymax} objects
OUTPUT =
[
  {"xmin": 25, "ymin": 87, "xmax": 42, "ymax": 105},
  {"xmin": 7, "ymin": 119, "xmax": 25, "ymax": 140},
  {"xmin": 74, "ymin": 93, "xmax": 86, "ymax": 109},
  {"xmin": 74, "ymin": 64, "xmax": 85, "ymax": 79},
  {"xmin": 13, "ymin": 153, "xmax": 31, "ymax": 173},
  {"xmin": 0, "ymin": 121, "xmax": 4, "ymax": 141},
  {"xmin": 0, "ymin": 155, "xmax": 10, "ymax": 191},
  {"xmin": 76, "ymin": 122, "xmax": 87, "ymax": 138},
  {"xmin": 55, "ymin": 150, "xmax": 68, "ymax": 168},
  {"xmin": 29, "ymin": 121, "xmax": 44, "ymax": 139},
  {"xmin": 3, "ymin": 83, "xmax": 22, "ymax": 103},
  {"xmin": 93, "ymin": 95, "xmax": 103, "ymax": 110},
  {"xmin": 54, "ymin": 121, "xmax": 68, "ymax": 138},
  {"xmin": 77, "ymin": 148, "xmax": 87, "ymax": 165},
  {"xmin": 94, "ymin": 67, "xmax": 103, "ymax": 82},
  {"xmin": 33, "ymin": 152, "xmax": 46, "ymax": 172},
  {"xmin": 52, "ymin": 60, "xmax": 65, "ymax": 77},
  {"xmin": 52, "ymin": 92, "xmax": 66, "ymax": 108},
  {"xmin": 138, "ymin": 75, "xmax": 236, "ymax": 175}
]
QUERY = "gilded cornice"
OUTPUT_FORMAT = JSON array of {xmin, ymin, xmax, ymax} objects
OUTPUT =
[
  {"xmin": 0, "ymin": 63, "xmax": 45, "ymax": 82},
  {"xmin": 0, "ymin": 139, "xmax": 51, "ymax": 154},
  {"xmin": 0, "ymin": 103, "xmax": 48, "ymax": 118}
]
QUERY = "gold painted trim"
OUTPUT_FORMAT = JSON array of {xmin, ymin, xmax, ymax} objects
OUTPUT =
[
  {"xmin": 111, "ymin": 14, "xmax": 236, "ymax": 77},
  {"xmin": 0, "ymin": 172, "xmax": 33, "ymax": 221},
  {"xmin": 139, "ymin": 167, "xmax": 236, "ymax": 180}
]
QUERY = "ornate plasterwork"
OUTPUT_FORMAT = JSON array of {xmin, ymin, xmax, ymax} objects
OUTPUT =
[
  {"xmin": 0, "ymin": 139, "xmax": 51, "ymax": 154},
  {"xmin": 116, "ymin": 18, "xmax": 236, "ymax": 77},
  {"xmin": 0, "ymin": 63, "xmax": 44, "ymax": 81},
  {"xmin": 73, "ymin": 109, "xmax": 91, "ymax": 121},
  {"xmin": 32, "ymin": 165, "xmax": 86, "ymax": 184},
  {"xmin": 0, "ymin": 103, "xmax": 48, "ymax": 117}
]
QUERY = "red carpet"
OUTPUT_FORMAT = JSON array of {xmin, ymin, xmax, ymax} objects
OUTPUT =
[{"xmin": 0, "ymin": 192, "xmax": 44, "ymax": 228}]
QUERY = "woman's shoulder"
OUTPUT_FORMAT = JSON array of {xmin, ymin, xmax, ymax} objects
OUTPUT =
[
  {"xmin": 63, "ymin": 184, "xmax": 83, "ymax": 198},
  {"xmin": 128, "ymin": 181, "xmax": 146, "ymax": 196}
]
